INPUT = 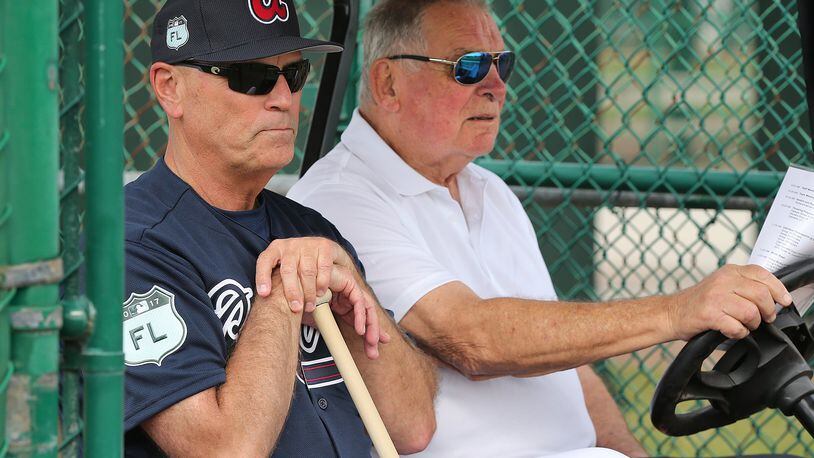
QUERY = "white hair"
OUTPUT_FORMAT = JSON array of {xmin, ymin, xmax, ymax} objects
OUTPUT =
[{"xmin": 359, "ymin": 0, "xmax": 491, "ymax": 107}]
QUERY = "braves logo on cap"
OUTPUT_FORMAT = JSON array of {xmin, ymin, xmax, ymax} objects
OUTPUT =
[{"xmin": 248, "ymin": 0, "xmax": 290, "ymax": 24}]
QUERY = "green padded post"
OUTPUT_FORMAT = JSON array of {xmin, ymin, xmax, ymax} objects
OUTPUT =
[
  {"xmin": 3, "ymin": 1, "xmax": 61, "ymax": 455},
  {"xmin": 83, "ymin": 0, "xmax": 125, "ymax": 455},
  {"xmin": 0, "ymin": 0, "xmax": 9, "ymax": 454}
]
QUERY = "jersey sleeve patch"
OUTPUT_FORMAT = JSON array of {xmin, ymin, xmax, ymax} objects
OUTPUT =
[{"xmin": 123, "ymin": 285, "xmax": 188, "ymax": 366}]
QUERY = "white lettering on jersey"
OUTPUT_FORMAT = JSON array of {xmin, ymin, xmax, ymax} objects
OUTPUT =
[
  {"xmin": 208, "ymin": 279, "xmax": 254, "ymax": 340},
  {"xmin": 300, "ymin": 325, "xmax": 321, "ymax": 353}
]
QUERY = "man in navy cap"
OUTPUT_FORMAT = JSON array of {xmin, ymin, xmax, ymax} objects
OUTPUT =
[{"xmin": 123, "ymin": 0, "xmax": 437, "ymax": 455}]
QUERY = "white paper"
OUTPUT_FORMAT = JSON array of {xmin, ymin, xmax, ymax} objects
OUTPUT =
[{"xmin": 749, "ymin": 165, "xmax": 814, "ymax": 315}]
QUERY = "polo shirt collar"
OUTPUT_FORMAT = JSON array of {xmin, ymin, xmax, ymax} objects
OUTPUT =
[{"xmin": 341, "ymin": 109, "xmax": 441, "ymax": 196}]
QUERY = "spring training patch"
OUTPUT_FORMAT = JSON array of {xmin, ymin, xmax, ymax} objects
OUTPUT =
[
  {"xmin": 123, "ymin": 285, "xmax": 188, "ymax": 366},
  {"xmin": 166, "ymin": 16, "xmax": 189, "ymax": 50}
]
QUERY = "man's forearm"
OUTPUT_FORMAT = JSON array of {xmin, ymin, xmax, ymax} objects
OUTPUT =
[
  {"xmin": 472, "ymin": 296, "xmax": 671, "ymax": 376},
  {"xmin": 215, "ymin": 287, "xmax": 303, "ymax": 453},
  {"xmin": 339, "ymin": 306, "xmax": 438, "ymax": 454},
  {"xmin": 404, "ymin": 282, "xmax": 675, "ymax": 378},
  {"xmin": 144, "ymin": 273, "xmax": 303, "ymax": 456},
  {"xmin": 406, "ymin": 264, "xmax": 789, "ymax": 379}
]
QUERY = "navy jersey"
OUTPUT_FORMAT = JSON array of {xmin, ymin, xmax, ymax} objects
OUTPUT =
[{"xmin": 123, "ymin": 158, "xmax": 371, "ymax": 457}]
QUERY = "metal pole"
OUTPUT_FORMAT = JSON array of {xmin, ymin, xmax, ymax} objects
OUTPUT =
[
  {"xmin": 510, "ymin": 186, "xmax": 765, "ymax": 211},
  {"xmin": 301, "ymin": 0, "xmax": 359, "ymax": 176},
  {"xmin": 2, "ymin": 1, "xmax": 61, "ymax": 455},
  {"xmin": 799, "ymin": 0, "xmax": 814, "ymax": 143},
  {"xmin": 0, "ymin": 1, "xmax": 10, "ymax": 454},
  {"xmin": 83, "ymin": 0, "xmax": 125, "ymax": 455},
  {"xmin": 478, "ymin": 159, "xmax": 786, "ymax": 198}
]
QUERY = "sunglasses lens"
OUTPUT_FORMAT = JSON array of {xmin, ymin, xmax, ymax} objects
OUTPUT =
[
  {"xmin": 497, "ymin": 52, "xmax": 515, "ymax": 82},
  {"xmin": 227, "ymin": 60, "xmax": 310, "ymax": 95},
  {"xmin": 229, "ymin": 62, "xmax": 278, "ymax": 95},
  {"xmin": 284, "ymin": 60, "xmax": 310, "ymax": 93},
  {"xmin": 455, "ymin": 52, "xmax": 492, "ymax": 84}
]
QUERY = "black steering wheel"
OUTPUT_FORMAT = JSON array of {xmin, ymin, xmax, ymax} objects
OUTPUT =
[{"xmin": 651, "ymin": 259, "xmax": 814, "ymax": 437}]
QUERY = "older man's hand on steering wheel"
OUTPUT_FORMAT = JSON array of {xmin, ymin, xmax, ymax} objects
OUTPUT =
[
  {"xmin": 652, "ymin": 259, "xmax": 814, "ymax": 438},
  {"xmin": 667, "ymin": 264, "xmax": 793, "ymax": 341}
]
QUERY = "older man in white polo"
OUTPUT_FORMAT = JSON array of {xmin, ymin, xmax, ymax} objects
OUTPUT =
[{"xmin": 288, "ymin": 0, "xmax": 792, "ymax": 456}]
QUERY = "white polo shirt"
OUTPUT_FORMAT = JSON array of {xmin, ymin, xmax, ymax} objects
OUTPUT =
[{"xmin": 289, "ymin": 109, "xmax": 599, "ymax": 457}]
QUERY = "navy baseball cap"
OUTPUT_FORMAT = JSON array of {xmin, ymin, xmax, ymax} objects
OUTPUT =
[{"xmin": 151, "ymin": 0, "xmax": 343, "ymax": 64}]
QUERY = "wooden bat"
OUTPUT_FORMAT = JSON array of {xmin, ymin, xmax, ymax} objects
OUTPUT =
[{"xmin": 312, "ymin": 291, "xmax": 398, "ymax": 458}]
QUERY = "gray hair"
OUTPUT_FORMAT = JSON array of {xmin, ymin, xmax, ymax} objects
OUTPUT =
[{"xmin": 359, "ymin": 0, "xmax": 490, "ymax": 106}]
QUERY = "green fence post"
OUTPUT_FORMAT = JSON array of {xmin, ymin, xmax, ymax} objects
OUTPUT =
[
  {"xmin": 83, "ymin": 0, "xmax": 125, "ymax": 455},
  {"xmin": 0, "ymin": 1, "xmax": 10, "ymax": 454},
  {"xmin": 2, "ymin": 1, "xmax": 61, "ymax": 456}
]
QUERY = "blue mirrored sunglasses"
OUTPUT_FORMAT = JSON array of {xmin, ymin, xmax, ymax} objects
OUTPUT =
[{"xmin": 388, "ymin": 51, "xmax": 515, "ymax": 85}]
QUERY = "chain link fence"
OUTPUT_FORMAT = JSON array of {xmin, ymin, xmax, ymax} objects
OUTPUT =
[
  {"xmin": 487, "ymin": 1, "xmax": 813, "ymax": 456},
  {"xmin": 53, "ymin": 0, "xmax": 814, "ymax": 455},
  {"xmin": 59, "ymin": 0, "xmax": 86, "ymax": 454}
]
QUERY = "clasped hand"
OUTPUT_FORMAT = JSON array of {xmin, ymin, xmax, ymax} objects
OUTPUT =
[{"xmin": 256, "ymin": 237, "xmax": 390, "ymax": 358}]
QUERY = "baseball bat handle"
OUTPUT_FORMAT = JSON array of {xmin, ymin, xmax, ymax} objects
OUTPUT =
[{"xmin": 312, "ymin": 293, "xmax": 398, "ymax": 458}]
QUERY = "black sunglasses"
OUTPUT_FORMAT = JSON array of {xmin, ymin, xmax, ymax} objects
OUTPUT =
[
  {"xmin": 388, "ymin": 51, "xmax": 515, "ymax": 85},
  {"xmin": 179, "ymin": 59, "xmax": 311, "ymax": 95}
]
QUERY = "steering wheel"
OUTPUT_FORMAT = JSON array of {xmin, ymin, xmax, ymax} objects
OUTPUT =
[{"xmin": 651, "ymin": 259, "xmax": 814, "ymax": 437}]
